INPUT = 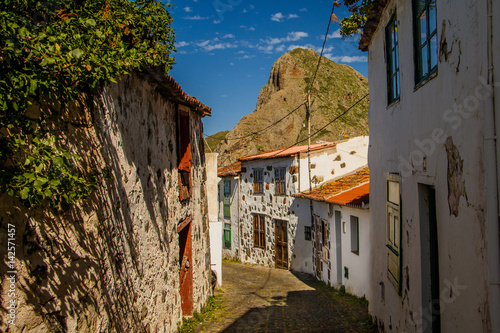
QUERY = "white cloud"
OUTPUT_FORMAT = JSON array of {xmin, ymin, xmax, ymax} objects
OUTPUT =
[
  {"xmin": 176, "ymin": 41, "xmax": 189, "ymax": 47},
  {"xmin": 239, "ymin": 54, "xmax": 256, "ymax": 59},
  {"xmin": 249, "ymin": 5, "xmax": 255, "ymax": 10},
  {"xmin": 222, "ymin": 34, "xmax": 235, "ymax": 39},
  {"xmin": 184, "ymin": 6, "xmax": 192, "ymax": 12},
  {"xmin": 299, "ymin": 8, "xmax": 307, "ymax": 12},
  {"xmin": 213, "ymin": 20, "xmax": 221, "ymax": 24},
  {"xmin": 197, "ymin": 41, "xmax": 237, "ymax": 51},
  {"xmin": 287, "ymin": 14, "xmax": 299, "ymax": 19},
  {"xmin": 183, "ymin": 15, "xmax": 209, "ymax": 20},
  {"xmin": 264, "ymin": 31, "xmax": 309, "ymax": 45},
  {"xmin": 242, "ymin": 9, "xmax": 247, "ymax": 13},
  {"xmin": 287, "ymin": 44, "xmax": 317, "ymax": 51},
  {"xmin": 271, "ymin": 12, "xmax": 285, "ymax": 22},
  {"xmin": 275, "ymin": 44, "xmax": 285, "ymax": 52},
  {"xmin": 240, "ymin": 25, "xmax": 256, "ymax": 31},
  {"xmin": 248, "ymin": 26, "xmax": 256, "ymax": 31},
  {"xmin": 325, "ymin": 29, "xmax": 342, "ymax": 39},
  {"xmin": 229, "ymin": 62, "xmax": 235, "ymax": 66},
  {"xmin": 221, "ymin": 94, "xmax": 228, "ymax": 98},
  {"xmin": 328, "ymin": 55, "xmax": 368, "ymax": 63}
]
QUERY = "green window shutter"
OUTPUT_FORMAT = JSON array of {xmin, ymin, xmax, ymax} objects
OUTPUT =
[{"xmin": 223, "ymin": 180, "xmax": 231, "ymax": 218}]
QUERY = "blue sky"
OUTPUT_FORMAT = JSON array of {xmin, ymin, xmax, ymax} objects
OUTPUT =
[{"xmin": 168, "ymin": 1, "xmax": 368, "ymax": 136}]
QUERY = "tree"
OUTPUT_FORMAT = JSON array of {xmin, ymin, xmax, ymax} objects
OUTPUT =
[
  {"xmin": 336, "ymin": 0, "xmax": 375, "ymax": 37},
  {"xmin": 0, "ymin": 0, "xmax": 176, "ymax": 207}
]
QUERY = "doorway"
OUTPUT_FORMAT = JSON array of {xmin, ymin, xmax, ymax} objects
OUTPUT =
[
  {"xmin": 419, "ymin": 184, "xmax": 441, "ymax": 333},
  {"xmin": 178, "ymin": 216, "xmax": 193, "ymax": 316},
  {"xmin": 275, "ymin": 220, "xmax": 288, "ymax": 269},
  {"xmin": 335, "ymin": 211, "xmax": 343, "ymax": 284}
]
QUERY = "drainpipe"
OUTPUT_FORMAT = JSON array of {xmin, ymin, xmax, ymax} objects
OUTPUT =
[{"xmin": 486, "ymin": 0, "xmax": 500, "ymax": 331}]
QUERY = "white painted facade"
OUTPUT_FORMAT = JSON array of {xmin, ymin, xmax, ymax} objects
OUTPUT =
[
  {"xmin": 366, "ymin": 0, "xmax": 500, "ymax": 332},
  {"xmin": 206, "ymin": 153, "xmax": 222, "ymax": 286},
  {"xmin": 238, "ymin": 136, "xmax": 369, "ymax": 269},
  {"xmin": 218, "ymin": 175, "xmax": 240, "ymax": 260}
]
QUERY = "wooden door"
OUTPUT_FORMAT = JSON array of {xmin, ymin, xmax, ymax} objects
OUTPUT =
[
  {"xmin": 178, "ymin": 217, "xmax": 193, "ymax": 315},
  {"xmin": 275, "ymin": 220, "xmax": 288, "ymax": 269},
  {"xmin": 314, "ymin": 216, "xmax": 322, "ymax": 277}
]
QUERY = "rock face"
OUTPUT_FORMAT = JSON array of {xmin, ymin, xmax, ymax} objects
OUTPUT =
[
  {"xmin": 216, "ymin": 48, "xmax": 369, "ymax": 166},
  {"xmin": 0, "ymin": 73, "xmax": 211, "ymax": 333}
]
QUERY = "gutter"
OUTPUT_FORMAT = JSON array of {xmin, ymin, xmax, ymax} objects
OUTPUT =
[{"xmin": 486, "ymin": 0, "xmax": 500, "ymax": 330}]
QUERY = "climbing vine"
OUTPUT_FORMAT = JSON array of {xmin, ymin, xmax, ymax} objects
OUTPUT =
[{"xmin": 0, "ymin": 0, "xmax": 175, "ymax": 207}]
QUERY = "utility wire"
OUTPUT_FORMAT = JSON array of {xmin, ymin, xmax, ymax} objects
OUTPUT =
[
  {"xmin": 264, "ymin": 93, "xmax": 369, "ymax": 159},
  {"xmin": 224, "ymin": 102, "xmax": 305, "ymax": 141}
]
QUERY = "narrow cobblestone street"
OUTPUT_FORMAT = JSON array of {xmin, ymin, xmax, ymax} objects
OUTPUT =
[{"xmin": 195, "ymin": 261, "xmax": 377, "ymax": 332}]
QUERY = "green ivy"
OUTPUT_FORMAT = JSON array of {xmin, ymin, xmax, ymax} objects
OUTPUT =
[{"xmin": 0, "ymin": 0, "xmax": 175, "ymax": 207}]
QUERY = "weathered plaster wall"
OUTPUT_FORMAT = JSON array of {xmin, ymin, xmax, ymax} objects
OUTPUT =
[
  {"xmin": 0, "ymin": 73, "xmax": 210, "ymax": 332},
  {"xmin": 239, "ymin": 158, "xmax": 297, "ymax": 267},
  {"xmin": 368, "ymin": 0, "xmax": 494, "ymax": 331}
]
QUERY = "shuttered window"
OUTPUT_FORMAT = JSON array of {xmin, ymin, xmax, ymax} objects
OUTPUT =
[
  {"xmin": 253, "ymin": 214, "xmax": 266, "ymax": 249},
  {"xmin": 253, "ymin": 169, "xmax": 264, "ymax": 194},
  {"xmin": 387, "ymin": 173, "xmax": 402, "ymax": 294},
  {"xmin": 274, "ymin": 167, "xmax": 286, "ymax": 195},
  {"xmin": 223, "ymin": 180, "xmax": 231, "ymax": 218}
]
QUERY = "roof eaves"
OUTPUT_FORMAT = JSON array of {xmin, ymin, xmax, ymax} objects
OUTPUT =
[{"xmin": 359, "ymin": 0, "xmax": 390, "ymax": 52}]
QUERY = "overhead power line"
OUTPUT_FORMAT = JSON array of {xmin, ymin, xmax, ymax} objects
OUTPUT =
[{"xmin": 224, "ymin": 102, "xmax": 305, "ymax": 141}]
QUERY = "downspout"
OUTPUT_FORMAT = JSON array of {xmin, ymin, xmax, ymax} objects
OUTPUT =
[{"xmin": 486, "ymin": 0, "xmax": 500, "ymax": 331}]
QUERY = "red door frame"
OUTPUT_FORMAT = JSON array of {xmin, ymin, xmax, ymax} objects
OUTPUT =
[{"xmin": 178, "ymin": 216, "xmax": 193, "ymax": 316}]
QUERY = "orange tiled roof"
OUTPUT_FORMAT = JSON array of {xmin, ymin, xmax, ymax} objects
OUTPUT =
[
  {"xmin": 238, "ymin": 142, "xmax": 336, "ymax": 162},
  {"xmin": 218, "ymin": 161, "xmax": 241, "ymax": 177},
  {"xmin": 294, "ymin": 167, "xmax": 369, "ymax": 208},
  {"xmin": 139, "ymin": 70, "xmax": 211, "ymax": 116},
  {"xmin": 326, "ymin": 183, "xmax": 369, "ymax": 208}
]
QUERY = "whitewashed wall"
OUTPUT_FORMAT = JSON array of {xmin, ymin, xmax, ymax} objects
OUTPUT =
[
  {"xmin": 367, "ymin": 0, "xmax": 498, "ymax": 331},
  {"xmin": 298, "ymin": 136, "xmax": 369, "ymax": 192}
]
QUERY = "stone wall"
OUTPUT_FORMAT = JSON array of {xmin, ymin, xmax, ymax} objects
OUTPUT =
[{"xmin": 0, "ymin": 73, "xmax": 210, "ymax": 332}]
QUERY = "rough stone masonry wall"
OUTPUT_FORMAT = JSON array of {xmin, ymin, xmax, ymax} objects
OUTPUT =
[
  {"xmin": 239, "ymin": 158, "xmax": 298, "ymax": 267},
  {"xmin": 0, "ymin": 73, "xmax": 210, "ymax": 333}
]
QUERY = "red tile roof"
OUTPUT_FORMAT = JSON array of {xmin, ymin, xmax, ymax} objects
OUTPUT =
[
  {"xmin": 326, "ymin": 183, "xmax": 369, "ymax": 208},
  {"xmin": 218, "ymin": 161, "xmax": 241, "ymax": 177},
  {"xmin": 139, "ymin": 70, "xmax": 211, "ymax": 116},
  {"xmin": 238, "ymin": 142, "xmax": 336, "ymax": 162},
  {"xmin": 294, "ymin": 167, "xmax": 369, "ymax": 209}
]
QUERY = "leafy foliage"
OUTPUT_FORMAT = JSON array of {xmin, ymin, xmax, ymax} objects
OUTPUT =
[
  {"xmin": 336, "ymin": 0, "xmax": 374, "ymax": 37},
  {"xmin": 0, "ymin": 0, "xmax": 175, "ymax": 207}
]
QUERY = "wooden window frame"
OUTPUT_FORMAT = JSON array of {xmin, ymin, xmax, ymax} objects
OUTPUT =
[
  {"xmin": 386, "ymin": 12, "xmax": 400, "ymax": 104},
  {"xmin": 223, "ymin": 222, "xmax": 231, "ymax": 250},
  {"xmin": 253, "ymin": 214, "xmax": 266, "ymax": 249},
  {"xmin": 177, "ymin": 105, "xmax": 192, "ymax": 201},
  {"xmin": 387, "ymin": 173, "xmax": 402, "ymax": 295},
  {"xmin": 223, "ymin": 179, "xmax": 231, "ymax": 218},
  {"xmin": 253, "ymin": 168, "xmax": 264, "ymax": 194},
  {"xmin": 304, "ymin": 226, "xmax": 312, "ymax": 241},
  {"xmin": 413, "ymin": 0, "xmax": 438, "ymax": 86},
  {"xmin": 274, "ymin": 167, "xmax": 286, "ymax": 195}
]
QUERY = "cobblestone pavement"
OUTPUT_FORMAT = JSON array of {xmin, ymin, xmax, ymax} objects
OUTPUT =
[{"xmin": 195, "ymin": 261, "xmax": 377, "ymax": 333}]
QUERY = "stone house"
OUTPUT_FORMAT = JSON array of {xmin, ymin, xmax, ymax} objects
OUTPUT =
[
  {"xmin": 217, "ymin": 161, "xmax": 242, "ymax": 260},
  {"xmin": 237, "ymin": 136, "xmax": 369, "ymax": 269},
  {"xmin": 0, "ymin": 72, "xmax": 213, "ymax": 332},
  {"xmin": 361, "ymin": 0, "xmax": 500, "ymax": 332},
  {"xmin": 293, "ymin": 167, "xmax": 370, "ymax": 299}
]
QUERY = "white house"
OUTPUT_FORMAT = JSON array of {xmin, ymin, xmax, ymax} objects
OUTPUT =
[
  {"xmin": 360, "ymin": 0, "xmax": 500, "ymax": 332},
  {"xmin": 217, "ymin": 161, "xmax": 241, "ymax": 260},
  {"xmin": 237, "ymin": 136, "xmax": 369, "ymax": 269},
  {"xmin": 293, "ymin": 167, "xmax": 371, "ymax": 299}
]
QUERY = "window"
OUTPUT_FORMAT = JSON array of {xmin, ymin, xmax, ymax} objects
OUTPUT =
[
  {"xmin": 304, "ymin": 226, "xmax": 312, "ymax": 241},
  {"xmin": 351, "ymin": 216, "xmax": 359, "ymax": 255},
  {"xmin": 387, "ymin": 173, "xmax": 402, "ymax": 294},
  {"xmin": 321, "ymin": 219, "xmax": 329, "ymax": 261},
  {"xmin": 223, "ymin": 180, "xmax": 231, "ymax": 218},
  {"xmin": 178, "ymin": 106, "xmax": 191, "ymax": 201},
  {"xmin": 274, "ymin": 167, "xmax": 286, "ymax": 195},
  {"xmin": 253, "ymin": 168, "xmax": 264, "ymax": 194},
  {"xmin": 253, "ymin": 214, "xmax": 265, "ymax": 249},
  {"xmin": 223, "ymin": 223, "xmax": 231, "ymax": 250},
  {"xmin": 414, "ymin": 0, "xmax": 437, "ymax": 84},
  {"xmin": 386, "ymin": 12, "xmax": 400, "ymax": 103}
]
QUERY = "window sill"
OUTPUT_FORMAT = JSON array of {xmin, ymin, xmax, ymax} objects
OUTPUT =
[
  {"xmin": 387, "ymin": 97, "xmax": 400, "ymax": 109},
  {"xmin": 414, "ymin": 69, "xmax": 438, "ymax": 91}
]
